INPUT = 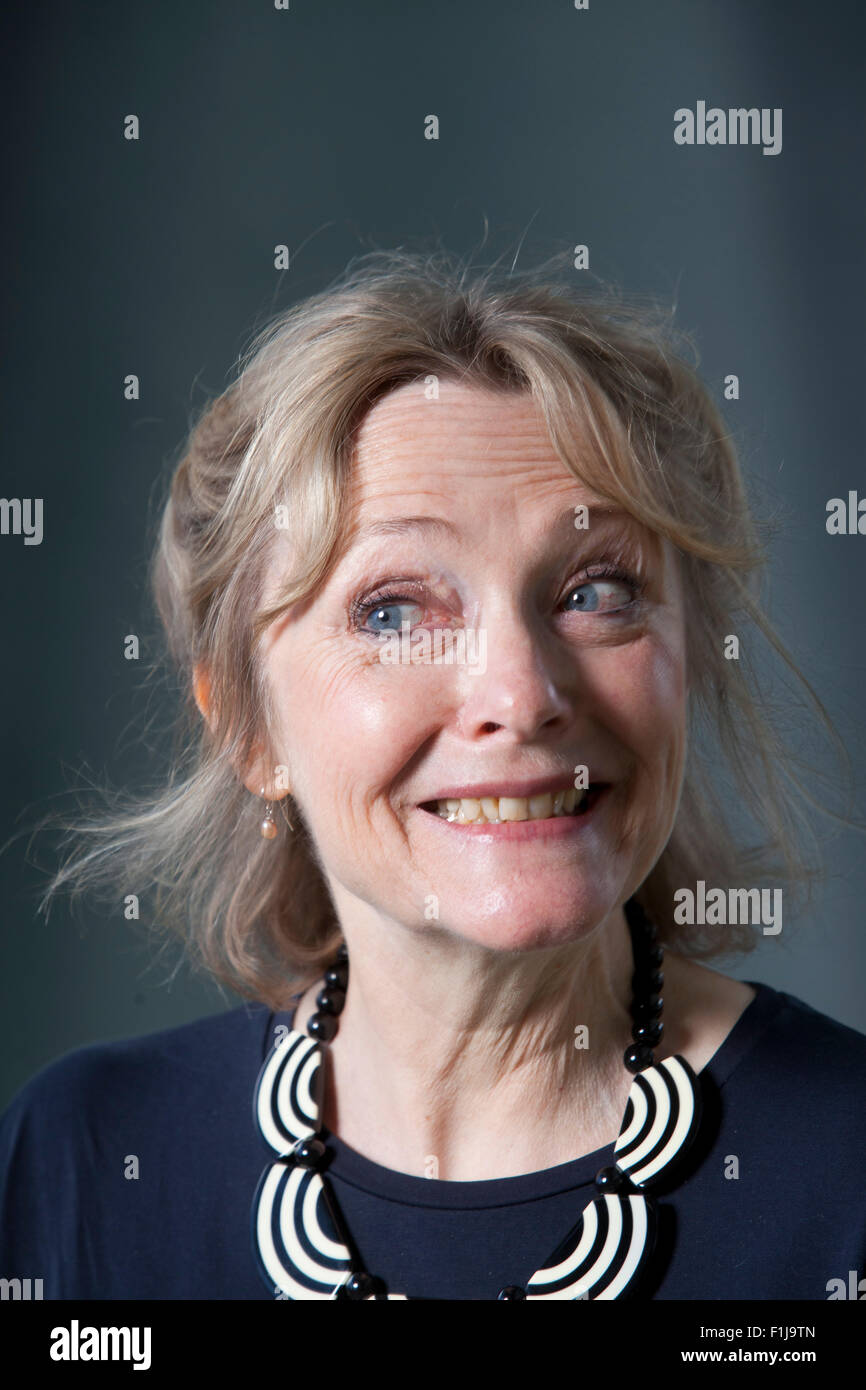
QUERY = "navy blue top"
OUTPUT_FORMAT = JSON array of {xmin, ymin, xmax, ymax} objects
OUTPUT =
[{"xmin": 1, "ymin": 980, "xmax": 865, "ymax": 1300}]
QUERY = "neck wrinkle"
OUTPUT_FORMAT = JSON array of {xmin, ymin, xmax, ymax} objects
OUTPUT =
[{"xmin": 301, "ymin": 905, "xmax": 639, "ymax": 1180}]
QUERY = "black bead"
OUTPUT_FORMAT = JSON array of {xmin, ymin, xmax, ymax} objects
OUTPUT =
[
  {"xmin": 631, "ymin": 1018, "xmax": 663, "ymax": 1046},
  {"xmin": 342, "ymin": 1271, "xmax": 375, "ymax": 1300},
  {"xmin": 624, "ymin": 1043, "xmax": 655, "ymax": 1073},
  {"xmin": 316, "ymin": 987, "xmax": 346, "ymax": 1015},
  {"xmin": 630, "ymin": 994, "xmax": 663, "ymax": 1021},
  {"xmin": 335, "ymin": 943, "xmax": 349, "ymax": 963},
  {"xmin": 497, "ymin": 1285, "xmax": 526, "ymax": 1300},
  {"xmin": 595, "ymin": 1164, "xmax": 632, "ymax": 1194},
  {"xmin": 625, "ymin": 898, "xmax": 657, "ymax": 939},
  {"xmin": 307, "ymin": 1010, "xmax": 338, "ymax": 1042},
  {"xmin": 292, "ymin": 1137, "xmax": 326, "ymax": 1169},
  {"xmin": 631, "ymin": 932, "xmax": 660, "ymax": 957},
  {"xmin": 631, "ymin": 968, "xmax": 664, "ymax": 995},
  {"xmin": 324, "ymin": 963, "xmax": 348, "ymax": 991},
  {"xmin": 631, "ymin": 934, "xmax": 663, "ymax": 964}
]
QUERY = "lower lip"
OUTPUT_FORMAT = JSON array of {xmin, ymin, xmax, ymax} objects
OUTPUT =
[{"xmin": 416, "ymin": 787, "xmax": 609, "ymax": 841}]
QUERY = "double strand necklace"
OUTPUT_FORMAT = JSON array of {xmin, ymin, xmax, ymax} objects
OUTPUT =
[{"xmin": 252, "ymin": 897, "xmax": 703, "ymax": 1300}]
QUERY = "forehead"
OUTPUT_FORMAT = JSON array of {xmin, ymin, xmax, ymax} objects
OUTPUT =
[{"xmin": 346, "ymin": 380, "xmax": 592, "ymax": 517}]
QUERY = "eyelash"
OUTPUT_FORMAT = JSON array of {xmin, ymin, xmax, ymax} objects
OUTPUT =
[{"xmin": 349, "ymin": 563, "xmax": 644, "ymax": 632}]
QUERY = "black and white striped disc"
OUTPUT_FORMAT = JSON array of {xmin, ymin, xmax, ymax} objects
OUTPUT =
[
  {"xmin": 255, "ymin": 1027, "xmax": 323, "ymax": 1150},
  {"xmin": 614, "ymin": 1054, "xmax": 702, "ymax": 1187},
  {"xmin": 526, "ymin": 1192, "xmax": 655, "ymax": 1300},
  {"xmin": 253, "ymin": 1159, "xmax": 354, "ymax": 1299},
  {"xmin": 526, "ymin": 1053, "xmax": 701, "ymax": 1300}
]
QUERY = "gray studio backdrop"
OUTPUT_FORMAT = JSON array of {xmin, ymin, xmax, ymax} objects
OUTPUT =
[{"xmin": 2, "ymin": 0, "xmax": 864, "ymax": 1108}]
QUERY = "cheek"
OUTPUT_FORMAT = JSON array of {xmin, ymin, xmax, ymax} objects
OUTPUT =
[
  {"xmin": 270, "ymin": 642, "xmax": 436, "ymax": 817},
  {"xmin": 595, "ymin": 633, "xmax": 687, "ymax": 772}
]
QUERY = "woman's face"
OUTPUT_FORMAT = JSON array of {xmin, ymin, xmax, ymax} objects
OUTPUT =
[{"xmin": 256, "ymin": 380, "xmax": 688, "ymax": 951}]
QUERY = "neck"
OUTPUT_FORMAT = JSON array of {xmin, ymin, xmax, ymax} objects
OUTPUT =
[{"xmin": 293, "ymin": 903, "xmax": 651, "ymax": 1181}]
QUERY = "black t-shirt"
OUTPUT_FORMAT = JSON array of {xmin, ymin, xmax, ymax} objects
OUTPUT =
[{"xmin": 1, "ymin": 980, "xmax": 865, "ymax": 1300}]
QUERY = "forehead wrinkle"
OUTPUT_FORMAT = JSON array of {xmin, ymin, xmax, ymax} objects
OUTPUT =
[
  {"xmin": 345, "ymin": 454, "xmax": 575, "ymax": 513},
  {"xmin": 343, "ymin": 447, "xmax": 599, "ymax": 526},
  {"xmin": 354, "ymin": 411, "xmax": 557, "ymax": 455},
  {"xmin": 348, "ymin": 389, "xmax": 580, "ymax": 493},
  {"xmin": 341, "ymin": 387, "xmax": 650, "ymax": 559}
]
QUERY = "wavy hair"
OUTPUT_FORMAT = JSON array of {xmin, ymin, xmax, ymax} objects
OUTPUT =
[{"xmin": 35, "ymin": 246, "xmax": 850, "ymax": 1009}]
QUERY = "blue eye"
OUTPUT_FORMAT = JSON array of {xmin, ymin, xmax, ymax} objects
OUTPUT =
[
  {"xmin": 564, "ymin": 579, "xmax": 635, "ymax": 613},
  {"xmin": 357, "ymin": 600, "xmax": 423, "ymax": 634}
]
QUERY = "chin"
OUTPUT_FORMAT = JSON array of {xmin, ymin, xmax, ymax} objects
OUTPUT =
[{"xmin": 430, "ymin": 893, "xmax": 616, "ymax": 955}]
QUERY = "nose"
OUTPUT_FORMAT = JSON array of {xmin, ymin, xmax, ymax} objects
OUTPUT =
[{"xmin": 455, "ymin": 602, "xmax": 574, "ymax": 743}]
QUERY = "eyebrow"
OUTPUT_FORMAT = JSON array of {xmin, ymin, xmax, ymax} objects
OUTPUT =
[
  {"xmin": 349, "ymin": 504, "xmax": 631, "ymax": 546},
  {"xmin": 352, "ymin": 514, "xmax": 460, "ymax": 542}
]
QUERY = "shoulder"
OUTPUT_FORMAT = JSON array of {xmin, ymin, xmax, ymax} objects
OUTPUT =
[
  {"xmin": 667, "ymin": 954, "xmax": 866, "ymax": 1097},
  {"xmin": 702, "ymin": 977, "xmax": 866, "ymax": 1196},
  {"xmin": 0, "ymin": 1002, "xmax": 279, "ymax": 1298},
  {"xmin": 739, "ymin": 980, "xmax": 866, "ymax": 1092},
  {"xmin": 0, "ymin": 1001, "xmax": 273, "ymax": 1140}
]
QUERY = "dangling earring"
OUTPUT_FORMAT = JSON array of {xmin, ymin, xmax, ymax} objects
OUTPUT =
[{"xmin": 260, "ymin": 787, "xmax": 278, "ymax": 840}]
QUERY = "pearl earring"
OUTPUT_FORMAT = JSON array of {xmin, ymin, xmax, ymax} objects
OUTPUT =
[{"xmin": 260, "ymin": 787, "xmax": 278, "ymax": 840}]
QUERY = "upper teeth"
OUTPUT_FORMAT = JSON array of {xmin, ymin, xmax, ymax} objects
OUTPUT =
[{"xmin": 433, "ymin": 787, "xmax": 587, "ymax": 823}]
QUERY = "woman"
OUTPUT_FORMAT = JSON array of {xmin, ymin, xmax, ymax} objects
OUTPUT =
[{"xmin": 2, "ymin": 249, "xmax": 865, "ymax": 1301}]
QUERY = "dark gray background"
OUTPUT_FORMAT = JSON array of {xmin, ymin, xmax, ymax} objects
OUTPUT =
[{"xmin": 2, "ymin": 0, "xmax": 864, "ymax": 1108}]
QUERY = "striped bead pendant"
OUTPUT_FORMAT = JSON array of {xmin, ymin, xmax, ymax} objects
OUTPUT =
[{"xmin": 525, "ymin": 1055, "xmax": 702, "ymax": 1299}]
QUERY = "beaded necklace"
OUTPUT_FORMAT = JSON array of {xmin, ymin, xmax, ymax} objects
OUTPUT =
[{"xmin": 252, "ymin": 897, "xmax": 702, "ymax": 1300}]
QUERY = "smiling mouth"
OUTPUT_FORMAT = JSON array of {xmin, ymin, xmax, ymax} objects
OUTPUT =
[{"xmin": 418, "ymin": 785, "xmax": 607, "ymax": 825}]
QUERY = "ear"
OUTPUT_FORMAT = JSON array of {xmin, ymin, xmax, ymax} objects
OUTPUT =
[
  {"xmin": 194, "ymin": 662, "xmax": 291, "ymax": 801},
  {"xmin": 193, "ymin": 662, "xmax": 212, "ymax": 725},
  {"xmin": 239, "ymin": 758, "xmax": 291, "ymax": 801}
]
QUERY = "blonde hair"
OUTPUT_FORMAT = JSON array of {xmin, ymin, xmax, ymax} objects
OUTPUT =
[{"xmin": 35, "ymin": 246, "xmax": 851, "ymax": 1009}]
